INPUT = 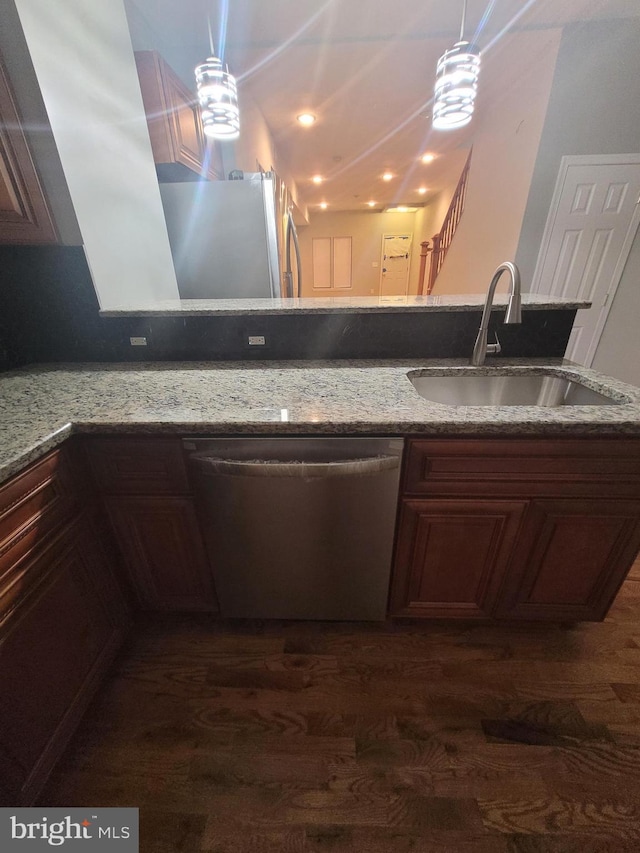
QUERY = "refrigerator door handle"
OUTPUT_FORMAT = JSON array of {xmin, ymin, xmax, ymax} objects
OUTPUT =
[{"xmin": 285, "ymin": 211, "xmax": 302, "ymax": 298}]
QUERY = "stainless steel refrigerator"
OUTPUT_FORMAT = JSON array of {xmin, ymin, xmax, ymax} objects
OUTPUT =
[{"xmin": 158, "ymin": 172, "xmax": 301, "ymax": 299}]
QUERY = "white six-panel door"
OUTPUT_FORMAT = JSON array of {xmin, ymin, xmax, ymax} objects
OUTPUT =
[
  {"xmin": 380, "ymin": 234, "xmax": 412, "ymax": 297},
  {"xmin": 531, "ymin": 154, "xmax": 640, "ymax": 366}
]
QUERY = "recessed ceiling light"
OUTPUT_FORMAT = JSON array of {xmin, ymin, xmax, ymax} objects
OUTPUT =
[
  {"xmin": 421, "ymin": 153, "xmax": 436, "ymax": 164},
  {"xmin": 319, "ymin": 202, "xmax": 328, "ymax": 209},
  {"xmin": 297, "ymin": 113, "xmax": 316, "ymax": 126},
  {"xmin": 418, "ymin": 187, "xmax": 427, "ymax": 195},
  {"xmin": 367, "ymin": 201, "xmax": 376, "ymax": 207},
  {"xmin": 312, "ymin": 175, "xmax": 323, "ymax": 184},
  {"xmin": 382, "ymin": 172, "xmax": 394, "ymax": 181}
]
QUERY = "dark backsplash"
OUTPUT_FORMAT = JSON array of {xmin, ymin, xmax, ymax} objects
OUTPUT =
[{"xmin": 0, "ymin": 246, "xmax": 574, "ymax": 370}]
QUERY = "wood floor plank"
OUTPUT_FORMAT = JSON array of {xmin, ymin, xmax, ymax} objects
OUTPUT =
[
  {"xmin": 188, "ymin": 751, "xmax": 333, "ymax": 789},
  {"xmin": 440, "ymin": 740, "xmax": 565, "ymax": 781},
  {"xmin": 478, "ymin": 794, "xmax": 640, "ymax": 837},
  {"xmin": 611, "ymin": 682, "xmax": 640, "ymax": 703},
  {"xmin": 304, "ymin": 827, "xmax": 509, "ymax": 852},
  {"xmin": 138, "ymin": 810, "xmax": 206, "ymax": 853},
  {"xmin": 199, "ymin": 822, "xmax": 307, "ymax": 853},
  {"xmin": 355, "ymin": 737, "xmax": 450, "ymax": 769},
  {"xmin": 513, "ymin": 682, "xmax": 619, "ymax": 702},
  {"xmin": 504, "ymin": 833, "xmax": 640, "ymax": 852},
  {"xmin": 481, "ymin": 717, "xmax": 614, "ymax": 746},
  {"xmin": 327, "ymin": 764, "xmax": 434, "ymax": 796},
  {"xmin": 306, "ymin": 712, "xmax": 399, "ymax": 739},
  {"xmin": 187, "ymin": 706, "xmax": 309, "ymax": 739},
  {"xmin": 555, "ymin": 742, "xmax": 640, "ymax": 780},
  {"xmin": 431, "ymin": 767, "xmax": 550, "ymax": 800}
]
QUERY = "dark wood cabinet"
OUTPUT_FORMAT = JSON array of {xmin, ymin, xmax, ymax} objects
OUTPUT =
[
  {"xmin": 391, "ymin": 438, "xmax": 640, "ymax": 621},
  {"xmin": 0, "ymin": 58, "xmax": 56, "ymax": 244},
  {"xmin": 0, "ymin": 517, "xmax": 128, "ymax": 804},
  {"xmin": 84, "ymin": 437, "xmax": 218, "ymax": 612},
  {"xmin": 0, "ymin": 443, "xmax": 129, "ymax": 805},
  {"xmin": 390, "ymin": 497, "xmax": 527, "ymax": 619},
  {"xmin": 82, "ymin": 436, "xmax": 190, "ymax": 494},
  {"xmin": 105, "ymin": 496, "xmax": 216, "ymax": 610},
  {"xmin": 135, "ymin": 50, "xmax": 223, "ymax": 182},
  {"xmin": 495, "ymin": 496, "xmax": 640, "ymax": 621}
]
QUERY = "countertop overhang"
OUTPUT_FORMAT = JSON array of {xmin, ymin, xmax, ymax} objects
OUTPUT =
[
  {"xmin": 99, "ymin": 294, "xmax": 591, "ymax": 317},
  {"xmin": 2, "ymin": 358, "xmax": 640, "ymax": 485}
]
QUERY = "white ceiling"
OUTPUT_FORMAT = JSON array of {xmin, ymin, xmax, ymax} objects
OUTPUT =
[{"xmin": 130, "ymin": 0, "xmax": 640, "ymax": 212}]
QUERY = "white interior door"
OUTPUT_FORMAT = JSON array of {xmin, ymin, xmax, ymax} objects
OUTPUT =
[
  {"xmin": 380, "ymin": 234, "xmax": 412, "ymax": 296},
  {"xmin": 531, "ymin": 154, "xmax": 640, "ymax": 366}
]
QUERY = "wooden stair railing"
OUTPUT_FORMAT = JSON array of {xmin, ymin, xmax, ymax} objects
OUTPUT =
[{"xmin": 419, "ymin": 149, "xmax": 472, "ymax": 295}]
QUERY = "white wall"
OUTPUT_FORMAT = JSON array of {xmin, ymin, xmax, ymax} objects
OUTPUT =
[
  {"xmin": 432, "ymin": 29, "xmax": 562, "ymax": 295},
  {"xmin": 515, "ymin": 19, "xmax": 640, "ymax": 387},
  {"xmin": 13, "ymin": 0, "xmax": 179, "ymax": 309},
  {"xmin": 592, "ymin": 230, "xmax": 640, "ymax": 388},
  {"xmin": 516, "ymin": 20, "xmax": 640, "ymax": 285}
]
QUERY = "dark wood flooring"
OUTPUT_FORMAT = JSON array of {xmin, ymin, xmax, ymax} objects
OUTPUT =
[{"xmin": 41, "ymin": 557, "xmax": 640, "ymax": 852}]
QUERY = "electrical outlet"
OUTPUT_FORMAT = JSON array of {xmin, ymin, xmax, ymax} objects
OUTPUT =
[
  {"xmin": 248, "ymin": 335, "xmax": 266, "ymax": 346},
  {"xmin": 129, "ymin": 336, "xmax": 147, "ymax": 346}
]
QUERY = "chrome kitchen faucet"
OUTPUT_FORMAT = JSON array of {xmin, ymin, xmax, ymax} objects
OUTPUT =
[{"xmin": 471, "ymin": 261, "xmax": 522, "ymax": 366}]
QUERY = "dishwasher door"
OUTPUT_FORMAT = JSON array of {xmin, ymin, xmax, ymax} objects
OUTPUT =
[{"xmin": 184, "ymin": 438, "xmax": 403, "ymax": 620}]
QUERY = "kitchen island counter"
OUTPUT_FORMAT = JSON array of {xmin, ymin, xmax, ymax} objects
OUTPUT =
[{"xmin": 2, "ymin": 357, "xmax": 640, "ymax": 485}]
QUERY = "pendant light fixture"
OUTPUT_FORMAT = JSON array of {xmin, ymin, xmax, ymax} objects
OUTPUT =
[
  {"xmin": 195, "ymin": 18, "xmax": 240, "ymax": 140},
  {"xmin": 432, "ymin": 0, "xmax": 480, "ymax": 131}
]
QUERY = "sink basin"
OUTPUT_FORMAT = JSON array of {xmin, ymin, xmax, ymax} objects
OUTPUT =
[{"xmin": 409, "ymin": 372, "xmax": 620, "ymax": 407}]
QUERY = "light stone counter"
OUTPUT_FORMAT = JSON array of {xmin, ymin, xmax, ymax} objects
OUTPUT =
[
  {"xmin": 1, "ymin": 358, "xmax": 640, "ymax": 485},
  {"xmin": 100, "ymin": 294, "xmax": 590, "ymax": 316}
]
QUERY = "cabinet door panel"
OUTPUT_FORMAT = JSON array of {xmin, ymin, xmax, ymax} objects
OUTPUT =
[
  {"xmin": 106, "ymin": 496, "xmax": 217, "ymax": 611},
  {"xmin": 0, "ymin": 60, "xmax": 56, "ymax": 244},
  {"xmin": 390, "ymin": 498, "xmax": 527, "ymax": 619},
  {"xmin": 497, "ymin": 498, "xmax": 640, "ymax": 621},
  {"xmin": 170, "ymin": 82, "xmax": 203, "ymax": 171},
  {"xmin": 134, "ymin": 50, "xmax": 222, "ymax": 181}
]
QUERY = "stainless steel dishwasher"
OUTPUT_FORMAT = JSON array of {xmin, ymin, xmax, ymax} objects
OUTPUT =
[{"xmin": 183, "ymin": 438, "xmax": 403, "ymax": 620}]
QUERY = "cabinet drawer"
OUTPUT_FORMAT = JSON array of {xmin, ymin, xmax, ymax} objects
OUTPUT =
[
  {"xmin": 84, "ymin": 438, "xmax": 191, "ymax": 495},
  {"xmin": 404, "ymin": 438, "xmax": 640, "ymax": 497},
  {"xmin": 0, "ymin": 521, "xmax": 72, "ymax": 625},
  {"xmin": 0, "ymin": 450, "xmax": 75, "ymax": 583}
]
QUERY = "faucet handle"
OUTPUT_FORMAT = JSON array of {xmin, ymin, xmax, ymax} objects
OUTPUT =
[{"xmin": 486, "ymin": 330, "xmax": 501, "ymax": 355}]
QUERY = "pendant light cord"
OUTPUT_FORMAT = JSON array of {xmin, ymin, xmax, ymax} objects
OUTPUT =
[{"xmin": 460, "ymin": 0, "xmax": 467, "ymax": 41}]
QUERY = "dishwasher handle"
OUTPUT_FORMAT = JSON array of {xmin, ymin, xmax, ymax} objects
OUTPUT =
[{"xmin": 190, "ymin": 453, "xmax": 400, "ymax": 479}]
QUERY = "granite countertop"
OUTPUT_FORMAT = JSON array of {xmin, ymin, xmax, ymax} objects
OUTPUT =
[
  {"xmin": 100, "ymin": 294, "xmax": 591, "ymax": 316},
  {"xmin": 1, "ymin": 358, "xmax": 640, "ymax": 486}
]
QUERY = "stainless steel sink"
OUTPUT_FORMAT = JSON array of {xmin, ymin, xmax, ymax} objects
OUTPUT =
[{"xmin": 409, "ymin": 372, "xmax": 620, "ymax": 407}]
